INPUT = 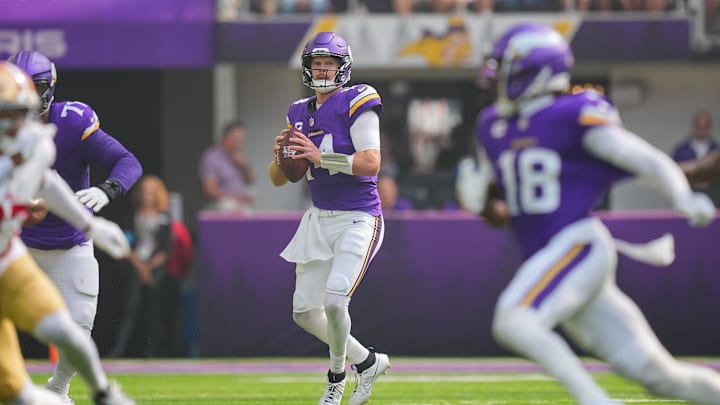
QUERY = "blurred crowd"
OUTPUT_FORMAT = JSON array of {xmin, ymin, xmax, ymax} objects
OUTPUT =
[{"xmin": 218, "ymin": 0, "xmax": 685, "ymax": 17}]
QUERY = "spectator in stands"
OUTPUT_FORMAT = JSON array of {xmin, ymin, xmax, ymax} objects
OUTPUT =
[
  {"xmin": 435, "ymin": 122, "xmax": 475, "ymax": 172},
  {"xmin": 573, "ymin": 0, "xmax": 613, "ymax": 11},
  {"xmin": 248, "ymin": 0, "xmax": 279, "ymax": 14},
  {"xmin": 488, "ymin": 0, "xmax": 563, "ymax": 12},
  {"xmin": 707, "ymin": 0, "xmax": 720, "ymax": 32},
  {"xmin": 378, "ymin": 177, "xmax": 400, "ymax": 210},
  {"xmin": 111, "ymin": 175, "xmax": 182, "ymax": 358},
  {"xmin": 360, "ymin": 0, "xmax": 490, "ymax": 13},
  {"xmin": 249, "ymin": 0, "xmax": 352, "ymax": 13},
  {"xmin": 199, "ymin": 120, "xmax": 256, "ymax": 212},
  {"xmin": 672, "ymin": 110, "xmax": 720, "ymax": 205},
  {"xmin": 620, "ymin": 0, "xmax": 672, "ymax": 11},
  {"xmin": 672, "ymin": 111, "xmax": 718, "ymax": 162},
  {"xmin": 277, "ymin": 0, "xmax": 331, "ymax": 13}
]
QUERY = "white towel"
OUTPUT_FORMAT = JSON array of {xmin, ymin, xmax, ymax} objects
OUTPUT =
[
  {"xmin": 280, "ymin": 207, "xmax": 333, "ymax": 264},
  {"xmin": 614, "ymin": 233, "xmax": 675, "ymax": 267}
]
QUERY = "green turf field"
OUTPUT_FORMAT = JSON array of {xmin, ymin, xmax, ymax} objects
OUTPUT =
[{"xmin": 29, "ymin": 358, "xmax": 695, "ymax": 404}]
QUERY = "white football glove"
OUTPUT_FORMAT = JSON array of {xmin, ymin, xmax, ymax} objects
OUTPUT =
[
  {"xmin": 674, "ymin": 192, "xmax": 716, "ymax": 227},
  {"xmin": 76, "ymin": 187, "xmax": 110, "ymax": 213},
  {"xmin": 456, "ymin": 157, "xmax": 494, "ymax": 215},
  {"xmin": 86, "ymin": 217, "xmax": 130, "ymax": 259}
]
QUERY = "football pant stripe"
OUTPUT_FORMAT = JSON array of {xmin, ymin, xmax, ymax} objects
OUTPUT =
[
  {"xmin": 521, "ymin": 243, "xmax": 591, "ymax": 308},
  {"xmin": 348, "ymin": 215, "xmax": 382, "ymax": 297}
]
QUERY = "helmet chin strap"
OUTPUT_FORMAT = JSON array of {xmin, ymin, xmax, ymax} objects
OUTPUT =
[
  {"xmin": 496, "ymin": 58, "xmax": 516, "ymax": 118},
  {"xmin": 497, "ymin": 98, "xmax": 516, "ymax": 118}
]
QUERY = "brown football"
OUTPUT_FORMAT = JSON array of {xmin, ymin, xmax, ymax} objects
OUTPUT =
[{"xmin": 278, "ymin": 131, "xmax": 310, "ymax": 183}]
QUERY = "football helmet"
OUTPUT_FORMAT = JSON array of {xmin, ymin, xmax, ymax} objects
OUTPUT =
[
  {"xmin": 8, "ymin": 51, "xmax": 57, "ymax": 114},
  {"xmin": 0, "ymin": 61, "xmax": 40, "ymax": 140},
  {"xmin": 490, "ymin": 23, "xmax": 573, "ymax": 116},
  {"xmin": 301, "ymin": 32, "xmax": 352, "ymax": 93}
]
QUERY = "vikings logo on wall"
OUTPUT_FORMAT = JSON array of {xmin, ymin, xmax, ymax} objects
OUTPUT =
[
  {"xmin": 397, "ymin": 16, "xmax": 471, "ymax": 68},
  {"xmin": 289, "ymin": 16, "xmax": 581, "ymax": 69}
]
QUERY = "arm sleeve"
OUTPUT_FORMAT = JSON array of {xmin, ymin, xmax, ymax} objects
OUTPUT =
[
  {"xmin": 583, "ymin": 124, "xmax": 691, "ymax": 206},
  {"xmin": 80, "ymin": 128, "xmax": 142, "ymax": 194},
  {"xmin": 349, "ymin": 110, "xmax": 381, "ymax": 151}
]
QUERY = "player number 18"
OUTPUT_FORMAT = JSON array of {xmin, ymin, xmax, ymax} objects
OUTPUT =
[{"xmin": 498, "ymin": 148, "xmax": 561, "ymax": 215}]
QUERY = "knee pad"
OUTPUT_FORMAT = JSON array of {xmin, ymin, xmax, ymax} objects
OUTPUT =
[
  {"xmin": 327, "ymin": 273, "xmax": 351, "ymax": 295},
  {"xmin": 292, "ymin": 290, "xmax": 313, "ymax": 314},
  {"xmin": 67, "ymin": 299, "xmax": 97, "ymax": 332}
]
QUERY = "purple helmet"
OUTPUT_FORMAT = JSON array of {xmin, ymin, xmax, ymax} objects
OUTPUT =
[
  {"xmin": 8, "ymin": 51, "xmax": 57, "ymax": 114},
  {"xmin": 490, "ymin": 23, "xmax": 573, "ymax": 115},
  {"xmin": 301, "ymin": 32, "xmax": 352, "ymax": 93}
]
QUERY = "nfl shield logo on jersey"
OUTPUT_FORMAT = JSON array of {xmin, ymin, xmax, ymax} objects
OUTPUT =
[{"xmin": 491, "ymin": 120, "xmax": 507, "ymax": 139}]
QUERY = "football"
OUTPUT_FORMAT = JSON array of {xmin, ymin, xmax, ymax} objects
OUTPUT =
[{"xmin": 278, "ymin": 131, "xmax": 310, "ymax": 183}]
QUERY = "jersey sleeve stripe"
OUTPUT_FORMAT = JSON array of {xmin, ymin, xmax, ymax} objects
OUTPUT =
[
  {"xmin": 578, "ymin": 115, "xmax": 610, "ymax": 126},
  {"xmin": 349, "ymin": 94, "xmax": 380, "ymax": 118},
  {"xmin": 349, "ymin": 86, "xmax": 376, "ymax": 106},
  {"xmin": 521, "ymin": 243, "xmax": 591, "ymax": 308},
  {"xmin": 80, "ymin": 120, "xmax": 100, "ymax": 141}
]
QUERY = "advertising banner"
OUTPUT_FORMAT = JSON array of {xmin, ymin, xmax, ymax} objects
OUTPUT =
[
  {"xmin": 0, "ymin": 23, "xmax": 212, "ymax": 68},
  {"xmin": 0, "ymin": 0, "xmax": 213, "ymax": 22},
  {"xmin": 0, "ymin": 0, "xmax": 213, "ymax": 68}
]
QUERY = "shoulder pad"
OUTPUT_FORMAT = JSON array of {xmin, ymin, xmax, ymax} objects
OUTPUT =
[
  {"xmin": 53, "ymin": 101, "xmax": 100, "ymax": 140},
  {"xmin": 346, "ymin": 84, "xmax": 381, "ymax": 119},
  {"xmin": 292, "ymin": 97, "xmax": 312, "ymax": 106},
  {"xmin": 573, "ymin": 92, "xmax": 621, "ymax": 127}
]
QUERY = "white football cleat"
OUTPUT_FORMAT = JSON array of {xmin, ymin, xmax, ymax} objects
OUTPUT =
[
  {"xmin": 45, "ymin": 377, "xmax": 74, "ymax": 404},
  {"xmin": 349, "ymin": 353, "xmax": 391, "ymax": 405},
  {"xmin": 92, "ymin": 381, "xmax": 136, "ymax": 405},
  {"xmin": 318, "ymin": 378, "xmax": 346, "ymax": 405},
  {"xmin": 59, "ymin": 394, "xmax": 75, "ymax": 405},
  {"xmin": 25, "ymin": 384, "xmax": 67, "ymax": 405}
]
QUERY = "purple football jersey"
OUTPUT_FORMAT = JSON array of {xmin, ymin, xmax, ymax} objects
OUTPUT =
[
  {"xmin": 476, "ymin": 91, "xmax": 629, "ymax": 258},
  {"xmin": 22, "ymin": 100, "xmax": 142, "ymax": 250},
  {"xmin": 286, "ymin": 84, "xmax": 383, "ymax": 216}
]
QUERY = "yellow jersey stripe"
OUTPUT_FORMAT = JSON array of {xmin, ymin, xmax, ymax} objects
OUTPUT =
[
  {"xmin": 579, "ymin": 115, "xmax": 609, "ymax": 126},
  {"xmin": 80, "ymin": 121, "xmax": 100, "ymax": 141},
  {"xmin": 349, "ymin": 94, "xmax": 380, "ymax": 118}
]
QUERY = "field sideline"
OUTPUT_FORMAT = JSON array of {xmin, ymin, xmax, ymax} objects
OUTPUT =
[{"xmin": 27, "ymin": 357, "xmax": 720, "ymax": 404}]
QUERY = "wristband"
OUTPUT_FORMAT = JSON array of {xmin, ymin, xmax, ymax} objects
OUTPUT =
[
  {"xmin": 319, "ymin": 153, "xmax": 354, "ymax": 175},
  {"xmin": 97, "ymin": 179, "xmax": 122, "ymax": 200}
]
